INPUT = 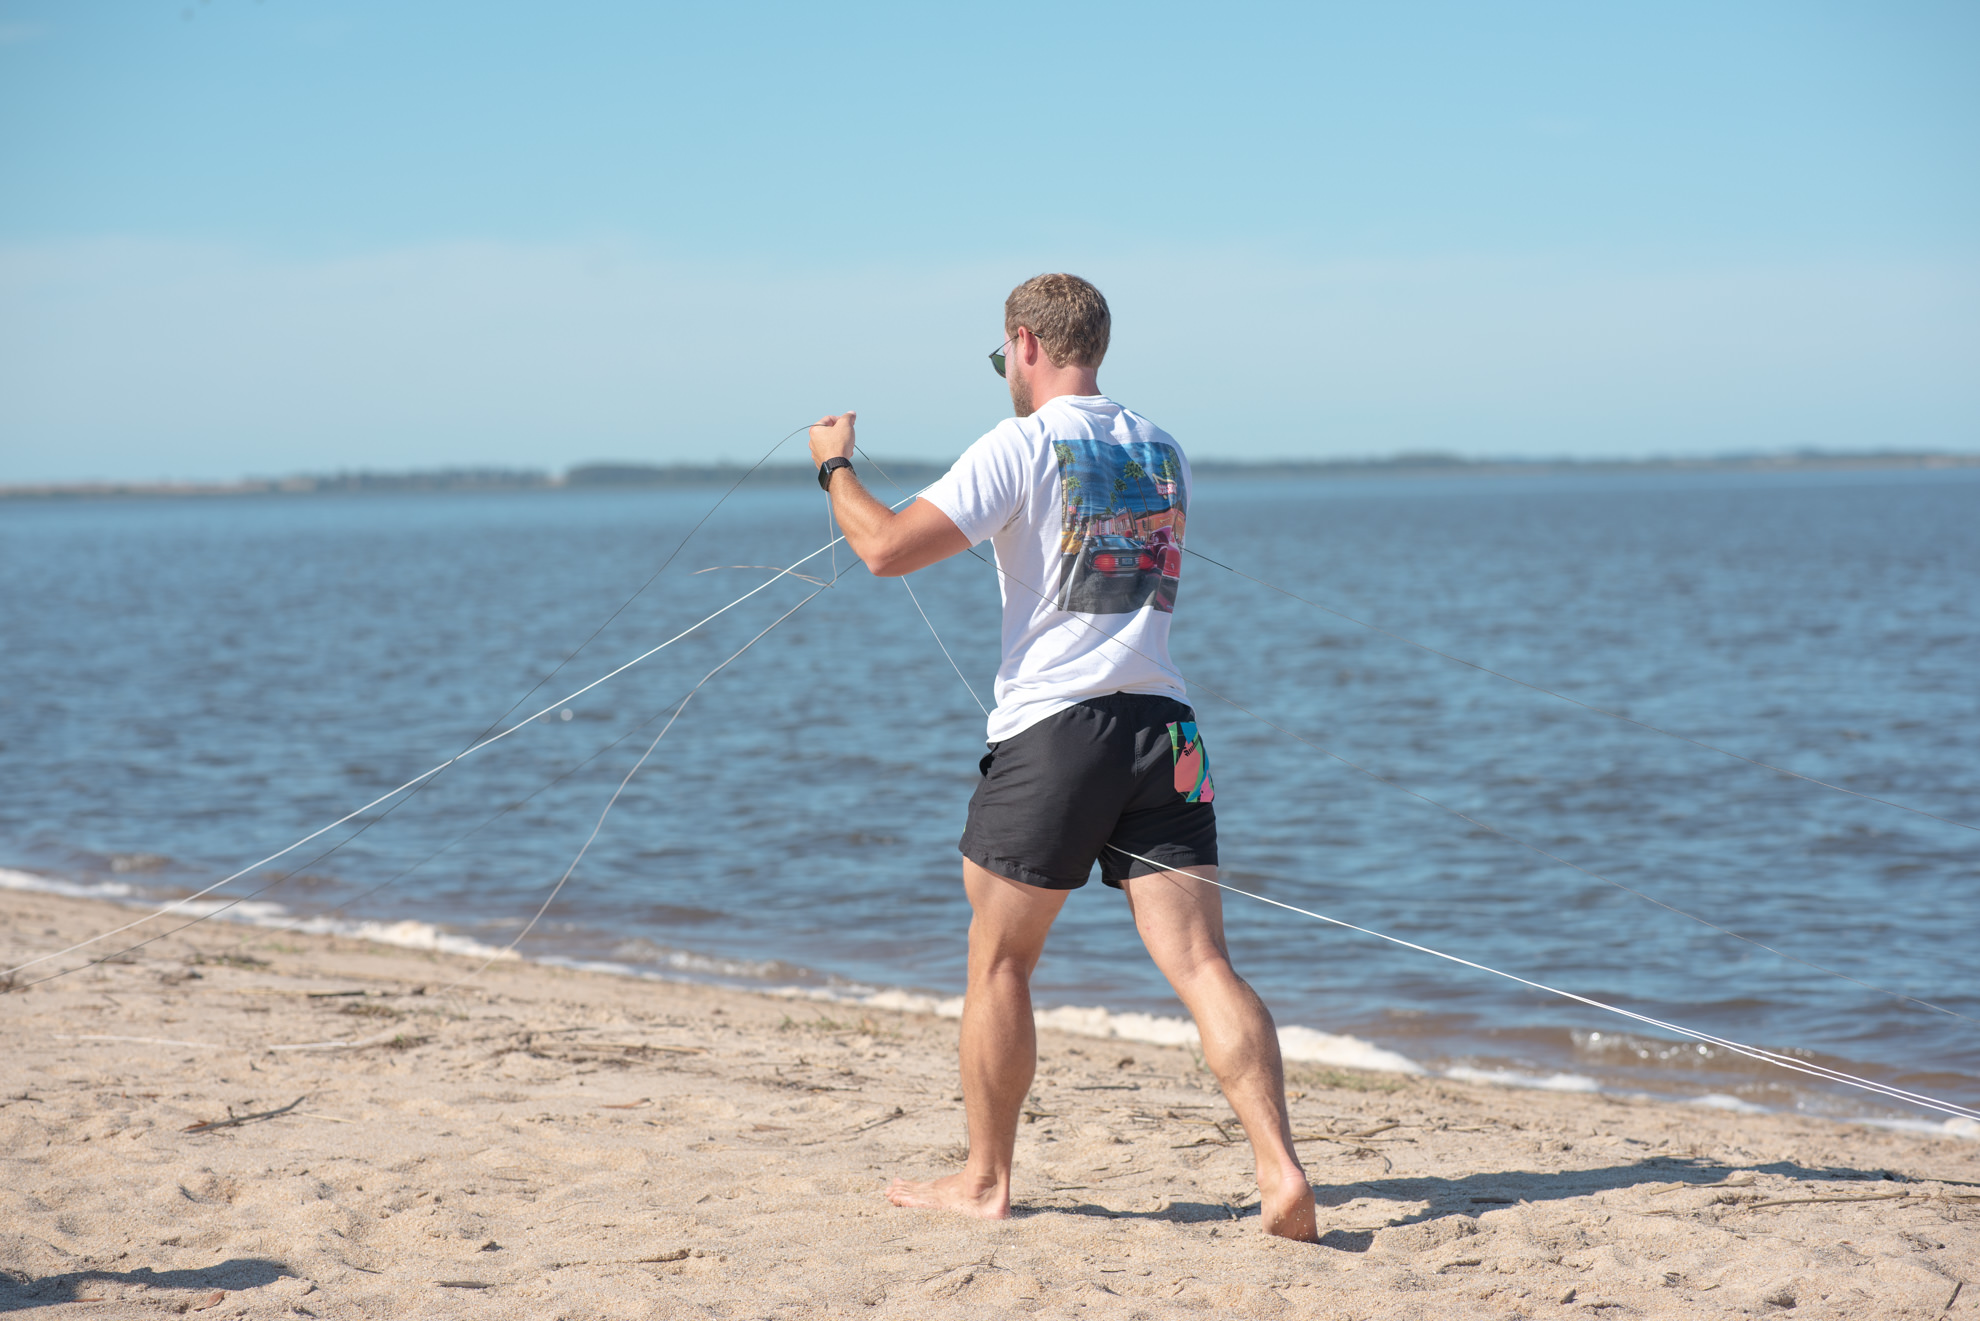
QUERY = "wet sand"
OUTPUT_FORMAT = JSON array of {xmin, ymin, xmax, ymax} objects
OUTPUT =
[{"xmin": 3, "ymin": 889, "xmax": 1975, "ymax": 1319}]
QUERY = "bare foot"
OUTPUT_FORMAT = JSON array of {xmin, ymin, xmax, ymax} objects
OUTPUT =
[
  {"xmin": 1257, "ymin": 1164, "xmax": 1320, "ymax": 1242},
  {"xmin": 885, "ymin": 1169, "xmax": 1010, "ymax": 1220}
]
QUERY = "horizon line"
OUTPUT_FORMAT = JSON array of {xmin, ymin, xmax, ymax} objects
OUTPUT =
[{"xmin": 5, "ymin": 447, "xmax": 1979, "ymax": 501}]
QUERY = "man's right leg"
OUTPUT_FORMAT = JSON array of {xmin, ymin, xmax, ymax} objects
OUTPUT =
[{"xmin": 886, "ymin": 859, "xmax": 1067, "ymax": 1219}]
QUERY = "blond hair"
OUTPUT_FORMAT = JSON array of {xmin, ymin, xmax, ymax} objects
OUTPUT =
[{"xmin": 1005, "ymin": 273, "xmax": 1111, "ymax": 369}]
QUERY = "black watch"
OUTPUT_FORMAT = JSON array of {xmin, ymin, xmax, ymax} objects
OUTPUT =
[{"xmin": 817, "ymin": 456, "xmax": 854, "ymax": 491}]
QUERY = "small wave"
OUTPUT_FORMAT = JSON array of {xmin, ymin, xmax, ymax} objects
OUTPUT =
[
  {"xmin": 0, "ymin": 867, "xmax": 140, "ymax": 902},
  {"xmin": 158, "ymin": 892, "xmax": 521, "ymax": 963},
  {"xmin": 1033, "ymin": 1004, "xmax": 1205, "ymax": 1048},
  {"xmin": 1022, "ymin": 1004, "xmax": 1425, "ymax": 1073},
  {"xmin": 1689, "ymin": 1093, "xmax": 1770, "ymax": 1114},
  {"xmin": 544, "ymin": 946, "xmax": 802, "ymax": 983},
  {"xmin": 174, "ymin": 897, "xmax": 292, "ymax": 924},
  {"xmin": 1446, "ymin": 1065, "xmax": 1602, "ymax": 1093},
  {"xmin": 640, "ymin": 946, "xmax": 805, "ymax": 982},
  {"xmin": 1037, "ymin": 1005, "xmax": 1428, "ymax": 1075},
  {"xmin": 299, "ymin": 918, "xmax": 519, "ymax": 963},
  {"xmin": 1, "ymin": 867, "xmax": 519, "ymax": 964},
  {"xmin": 181, "ymin": 897, "xmax": 523, "ymax": 963},
  {"xmin": 852, "ymin": 988, "xmax": 967, "ymax": 1018},
  {"xmin": 538, "ymin": 956, "xmax": 663, "ymax": 980},
  {"xmin": 766, "ymin": 985, "xmax": 970, "ymax": 1017},
  {"xmin": 767, "ymin": 988, "xmax": 1428, "ymax": 1075},
  {"xmin": 1278, "ymin": 1025, "xmax": 1427, "ymax": 1074},
  {"xmin": 1852, "ymin": 1115, "xmax": 1980, "ymax": 1142}
]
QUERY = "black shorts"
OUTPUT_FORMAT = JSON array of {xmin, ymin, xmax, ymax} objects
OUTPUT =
[{"xmin": 959, "ymin": 692, "xmax": 1218, "ymax": 890}]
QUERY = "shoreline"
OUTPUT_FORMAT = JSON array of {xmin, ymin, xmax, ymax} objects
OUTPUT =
[
  {"xmin": 5, "ymin": 888, "xmax": 1977, "ymax": 1318},
  {"xmin": 6, "ymin": 867, "xmax": 1973, "ymax": 1142}
]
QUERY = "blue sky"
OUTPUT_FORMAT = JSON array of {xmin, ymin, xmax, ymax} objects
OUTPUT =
[{"xmin": 1, "ymin": 1, "xmax": 1975, "ymax": 481}]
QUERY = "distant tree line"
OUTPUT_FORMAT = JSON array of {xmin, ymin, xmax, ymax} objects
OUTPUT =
[{"xmin": 4, "ymin": 450, "xmax": 1973, "ymax": 501}]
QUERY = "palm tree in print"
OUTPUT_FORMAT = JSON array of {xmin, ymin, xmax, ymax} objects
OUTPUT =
[
  {"xmin": 1051, "ymin": 443, "xmax": 1091, "ymax": 599},
  {"xmin": 1061, "ymin": 471, "xmax": 1084, "ymax": 516},
  {"xmin": 1059, "ymin": 472, "xmax": 1087, "ymax": 550},
  {"xmin": 1054, "ymin": 440, "xmax": 1086, "ymax": 542},
  {"xmin": 1120, "ymin": 457, "xmax": 1155, "ymax": 521}
]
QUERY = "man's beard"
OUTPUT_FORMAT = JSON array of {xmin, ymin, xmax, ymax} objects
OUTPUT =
[{"xmin": 1009, "ymin": 369, "xmax": 1035, "ymax": 418}]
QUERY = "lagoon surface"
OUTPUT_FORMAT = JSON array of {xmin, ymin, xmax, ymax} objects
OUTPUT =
[{"xmin": 4, "ymin": 466, "xmax": 1976, "ymax": 1121}]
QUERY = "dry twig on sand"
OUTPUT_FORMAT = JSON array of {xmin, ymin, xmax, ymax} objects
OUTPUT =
[{"xmin": 183, "ymin": 1095, "xmax": 306, "ymax": 1134}]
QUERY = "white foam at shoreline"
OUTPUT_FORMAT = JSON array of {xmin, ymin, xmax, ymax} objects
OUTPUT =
[
  {"xmin": 1853, "ymin": 1114, "xmax": 1980, "ymax": 1141},
  {"xmin": 0, "ymin": 867, "xmax": 138, "ymax": 901},
  {"xmin": 1690, "ymin": 1093, "xmax": 1770, "ymax": 1114},
  {"xmin": 305, "ymin": 917, "xmax": 518, "ymax": 962},
  {"xmin": 12, "ymin": 863, "xmax": 1973, "ymax": 1130},
  {"xmin": 1035, "ymin": 1004, "xmax": 1209, "ymax": 1049},
  {"xmin": 0, "ymin": 866, "xmax": 518, "ymax": 964},
  {"xmin": 852, "ymin": 987, "xmax": 966, "ymax": 1017},
  {"xmin": 1447, "ymin": 1065, "xmax": 1602, "ymax": 1093},
  {"xmin": 784, "ymin": 992, "xmax": 1427, "ymax": 1075},
  {"xmin": 1278, "ymin": 1025, "xmax": 1427, "ymax": 1074},
  {"xmin": 540, "ymin": 948, "xmax": 791, "ymax": 982}
]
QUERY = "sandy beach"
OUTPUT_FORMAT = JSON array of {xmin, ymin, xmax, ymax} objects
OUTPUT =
[{"xmin": 3, "ymin": 889, "xmax": 1975, "ymax": 1320}]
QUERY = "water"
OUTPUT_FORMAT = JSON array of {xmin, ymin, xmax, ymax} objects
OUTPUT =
[{"xmin": 3, "ymin": 467, "xmax": 1976, "ymax": 1125}]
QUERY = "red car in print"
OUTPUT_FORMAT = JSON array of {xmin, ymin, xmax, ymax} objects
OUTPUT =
[{"xmin": 1145, "ymin": 527, "xmax": 1182, "ymax": 578}]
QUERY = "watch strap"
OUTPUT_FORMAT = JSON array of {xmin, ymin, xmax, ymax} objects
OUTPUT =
[{"xmin": 817, "ymin": 456, "xmax": 854, "ymax": 491}]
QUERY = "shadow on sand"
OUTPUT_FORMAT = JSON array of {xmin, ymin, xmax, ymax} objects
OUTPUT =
[
  {"xmin": 1020, "ymin": 1156, "xmax": 1913, "ymax": 1251},
  {"xmin": 0, "ymin": 1258, "xmax": 293, "ymax": 1312}
]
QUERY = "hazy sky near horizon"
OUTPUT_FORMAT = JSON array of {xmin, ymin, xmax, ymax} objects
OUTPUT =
[{"xmin": 2, "ymin": 2, "xmax": 1976, "ymax": 482}]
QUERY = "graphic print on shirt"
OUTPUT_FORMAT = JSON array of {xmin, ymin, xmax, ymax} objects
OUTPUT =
[{"xmin": 1051, "ymin": 438, "xmax": 1186, "ymax": 615}]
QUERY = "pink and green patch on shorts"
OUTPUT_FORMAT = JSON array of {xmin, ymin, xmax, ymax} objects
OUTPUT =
[{"xmin": 1167, "ymin": 721, "xmax": 1215, "ymax": 803}]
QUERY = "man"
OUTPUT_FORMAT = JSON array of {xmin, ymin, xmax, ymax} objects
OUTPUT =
[{"xmin": 808, "ymin": 273, "xmax": 1318, "ymax": 1241}]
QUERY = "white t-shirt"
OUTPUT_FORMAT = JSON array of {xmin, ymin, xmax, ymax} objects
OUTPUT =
[{"xmin": 919, "ymin": 394, "xmax": 1193, "ymax": 744}]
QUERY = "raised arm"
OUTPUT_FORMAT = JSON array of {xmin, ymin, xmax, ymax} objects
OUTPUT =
[{"xmin": 809, "ymin": 412, "xmax": 971, "ymax": 578}]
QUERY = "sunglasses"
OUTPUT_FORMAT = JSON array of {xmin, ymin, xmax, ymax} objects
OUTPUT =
[{"xmin": 988, "ymin": 327, "xmax": 1039, "ymax": 379}]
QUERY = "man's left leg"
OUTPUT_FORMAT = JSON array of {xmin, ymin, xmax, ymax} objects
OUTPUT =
[
  {"xmin": 886, "ymin": 859, "xmax": 1068, "ymax": 1219},
  {"xmin": 1123, "ymin": 864, "xmax": 1319, "ymax": 1241}
]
